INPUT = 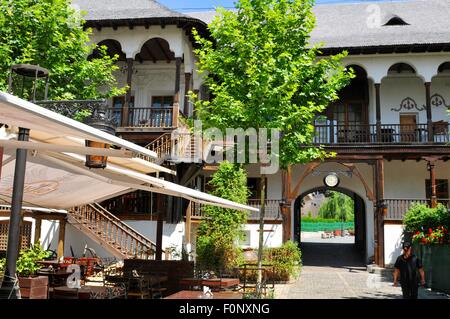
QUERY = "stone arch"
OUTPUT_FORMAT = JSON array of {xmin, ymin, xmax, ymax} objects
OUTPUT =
[
  {"xmin": 289, "ymin": 162, "xmax": 375, "ymax": 204},
  {"xmin": 134, "ymin": 37, "xmax": 176, "ymax": 63},
  {"xmin": 293, "ymin": 186, "xmax": 367, "ymax": 254},
  {"xmin": 131, "ymin": 34, "xmax": 182, "ymax": 60},
  {"xmin": 89, "ymin": 39, "xmax": 126, "ymax": 61},
  {"xmin": 437, "ymin": 62, "xmax": 450, "ymax": 74}
]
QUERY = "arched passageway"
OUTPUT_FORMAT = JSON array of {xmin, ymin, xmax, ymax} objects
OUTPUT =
[{"xmin": 293, "ymin": 186, "xmax": 367, "ymax": 268}]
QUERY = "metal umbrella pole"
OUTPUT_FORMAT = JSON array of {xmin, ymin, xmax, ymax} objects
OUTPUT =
[{"xmin": 0, "ymin": 127, "xmax": 30, "ymax": 299}]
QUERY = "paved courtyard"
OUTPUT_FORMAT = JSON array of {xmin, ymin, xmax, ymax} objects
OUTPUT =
[{"xmin": 275, "ymin": 237, "xmax": 450, "ymax": 299}]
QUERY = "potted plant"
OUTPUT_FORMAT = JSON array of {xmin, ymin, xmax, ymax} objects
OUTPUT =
[{"xmin": 15, "ymin": 244, "xmax": 51, "ymax": 299}]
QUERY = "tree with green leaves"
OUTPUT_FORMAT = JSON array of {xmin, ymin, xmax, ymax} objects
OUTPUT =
[
  {"xmin": 318, "ymin": 191, "xmax": 354, "ymax": 221},
  {"xmin": 0, "ymin": 0, "xmax": 124, "ymax": 100},
  {"xmin": 196, "ymin": 161, "xmax": 249, "ymax": 273},
  {"xmin": 192, "ymin": 0, "xmax": 353, "ymax": 295}
]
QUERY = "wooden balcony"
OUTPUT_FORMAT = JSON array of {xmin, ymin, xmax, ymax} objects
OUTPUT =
[
  {"xmin": 107, "ymin": 106, "xmax": 180, "ymax": 129},
  {"xmin": 385, "ymin": 198, "xmax": 450, "ymax": 221},
  {"xmin": 313, "ymin": 122, "xmax": 450, "ymax": 145},
  {"xmin": 36, "ymin": 100, "xmax": 182, "ymax": 130}
]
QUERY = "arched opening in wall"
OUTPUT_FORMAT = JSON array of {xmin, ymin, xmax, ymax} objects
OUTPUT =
[
  {"xmin": 135, "ymin": 38, "xmax": 175, "ymax": 64},
  {"xmin": 387, "ymin": 62, "xmax": 416, "ymax": 75},
  {"xmin": 320, "ymin": 65, "xmax": 369, "ymax": 143},
  {"xmin": 438, "ymin": 62, "xmax": 450, "ymax": 74},
  {"xmin": 88, "ymin": 39, "xmax": 127, "ymax": 61},
  {"xmin": 293, "ymin": 187, "xmax": 367, "ymax": 267}
]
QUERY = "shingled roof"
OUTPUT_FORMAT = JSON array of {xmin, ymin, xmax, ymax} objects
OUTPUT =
[
  {"xmin": 72, "ymin": 0, "xmax": 186, "ymax": 21},
  {"xmin": 188, "ymin": 0, "xmax": 450, "ymax": 52}
]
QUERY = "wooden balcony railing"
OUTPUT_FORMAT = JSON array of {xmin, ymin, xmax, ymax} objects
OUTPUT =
[
  {"xmin": 35, "ymin": 100, "xmax": 181, "ymax": 129},
  {"xmin": 101, "ymin": 191, "xmax": 157, "ymax": 216},
  {"xmin": 313, "ymin": 122, "xmax": 449, "ymax": 145},
  {"xmin": 190, "ymin": 199, "xmax": 282, "ymax": 221},
  {"xmin": 385, "ymin": 198, "xmax": 450, "ymax": 221},
  {"xmin": 106, "ymin": 105, "xmax": 179, "ymax": 129}
]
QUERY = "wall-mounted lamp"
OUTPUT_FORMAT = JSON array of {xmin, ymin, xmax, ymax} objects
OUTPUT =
[{"xmin": 84, "ymin": 101, "xmax": 116, "ymax": 169}]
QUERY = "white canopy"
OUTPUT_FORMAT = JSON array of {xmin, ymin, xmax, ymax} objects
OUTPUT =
[{"xmin": 0, "ymin": 92, "xmax": 258, "ymax": 213}]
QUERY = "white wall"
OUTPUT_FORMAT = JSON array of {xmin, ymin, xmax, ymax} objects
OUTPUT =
[
  {"xmin": 384, "ymin": 160, "xmax": 450, "ymax": 199},
  {"xmin": 384, "ymin": 224, "xmax": 404, "ymax": 266},
  {"xmin": 123, "ymin": 220, "xmax": 184, "ymax": 253},
  {"xmin": 40, "ymin": 220, "xmax": 59, "ymax": 252},
  {"xmin": 241, "ymin": 223, "xmax": 283, "ymax": 249}
]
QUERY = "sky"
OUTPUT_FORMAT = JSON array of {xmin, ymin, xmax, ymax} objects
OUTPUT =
[{"xmin": 158, "ymin": 0, "xmax": 406, "ymax": 12}]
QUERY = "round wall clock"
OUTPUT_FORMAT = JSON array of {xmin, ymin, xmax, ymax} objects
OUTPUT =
[{"xmin": 324, "ymin": 173, "xmax": 340, "ymax": 188}]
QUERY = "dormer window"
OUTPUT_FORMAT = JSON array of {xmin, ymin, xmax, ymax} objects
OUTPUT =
[{"xmin": 383, "ymin": 15, "xmax": 409, "ymax": 26}]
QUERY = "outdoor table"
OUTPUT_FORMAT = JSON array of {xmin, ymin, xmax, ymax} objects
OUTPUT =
[
  {"xmin": 37, "ymin": 269, "xmax": 72, "ymax": 287},
  {"xmin": 52, "ymin": 286, "xmax": 126, "ymax": 299},
  {"xmin": 179, "ymin": 278, "xmax": 239, "ymax": 289},
  {"xmin": 37, "ymin": 260, "xmax": 70, "ymax": 269},
  {"xmin": 164, "ymin": 290, "xmax": 243, "ymax": 299},
  {"xmin": 202, "ymin": 278, "xmax": 240, "ymax": 288}
]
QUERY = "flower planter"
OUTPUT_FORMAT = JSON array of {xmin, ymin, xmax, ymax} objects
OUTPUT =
[
  {"xmin": 19, "ymin": 276, "xmax": 49, "ymax": 299},
  {"xmin": 413, "ymin": 243, "xmax": 450, "ymax": 294}
]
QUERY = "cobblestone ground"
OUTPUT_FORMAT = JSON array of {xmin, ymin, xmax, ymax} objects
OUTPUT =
[{"xmin": 275, "ymin": 237, "xmax": 449, "ymax": 299}]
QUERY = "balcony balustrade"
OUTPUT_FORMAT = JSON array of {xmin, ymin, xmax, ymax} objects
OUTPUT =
[{"xmin": 313, "ymin": 122, "xmax": 449, "ymax": 145}]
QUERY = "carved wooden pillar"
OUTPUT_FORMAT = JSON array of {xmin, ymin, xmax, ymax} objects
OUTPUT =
[
  {"xmin": 184, "ymin": 72, "xmax": 192, "ymax": 115},
  {"xmin": 174, "ymin": 57, "xmax": 182, "ymax": 104},
  {"xmin": 122, "ymin": 58, "xmax": 134, "ymax": 127},
  {"xmin": 375, "ymin": 83, "xmax": 382, "ymax": 142},
  {"xmin": 34, "ymin": 217, "xmax": 42, "ymax": 245},
  {"xmin": 155, "ymin": 193, "xmax": 165, "ymax": 261},
  {"xmin": 425, "ymin": 82, "xmax": 433, "ymax": 142},
  {"xmin": 193, "ymin": 89, "xmax": 200, "ymax": 119},
  {"xmin": 374, "ymin": 159, "xmax": 385, "ymax": 267},
  {"xmin": 57, "ymin": 218, "xmax": 66, "ymax": 260},
  {"xmin": 185, "ymin": 202, "xmax": 192, "ymax": 246},
  {"xmin": 428, "ymin": 159, "xmax": 437, "ymax": 208},
  {"xmin": 0, "ymin": 146, "xmax": 3, "ymax": 179},
  {"xmin": 281, "ymin": 167, "xmax": 292, "ymax": 243}
]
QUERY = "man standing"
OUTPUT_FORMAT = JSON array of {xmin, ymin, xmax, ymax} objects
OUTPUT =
[{"xmin": 393, "ymin": 242, "xmax": 426, "ymax": 299}]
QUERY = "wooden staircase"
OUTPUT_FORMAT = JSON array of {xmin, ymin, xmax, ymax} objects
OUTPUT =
[
  {"xmin": 68, "ymin": 203, "xmax": 156, "ymax": 260},
  {"xmin": 144, "ymin": 131, "xmax": 197, "ymax": 164}
]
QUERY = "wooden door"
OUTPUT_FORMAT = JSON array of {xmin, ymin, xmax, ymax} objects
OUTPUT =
[{"xmin": 400, "ymin": 114, "xmax": 417, "ymax": 142}]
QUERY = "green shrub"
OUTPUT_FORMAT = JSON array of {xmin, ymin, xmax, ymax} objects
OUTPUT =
[
  {"xmin": 263, "ymin": 241, "xmax": 302, "ymax": 281},
  {"xmin": 0, "ymin": 244, "xmax": 50, "ymax": 277},
  {"xmin": 16, "ymin": 244, "xmax": 51, "ymax": 277},
  {"xmin": 404, "ymin": 203, "xmax": 449, "ymax": 232},
  {"xmin": 196, "ymin": 161, "xmax": 249, "ymax": 272}
]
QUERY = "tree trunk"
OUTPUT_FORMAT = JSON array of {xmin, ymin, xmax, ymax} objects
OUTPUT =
[{"xmin": 256, "ymin": 175, "xmax": 266, "ymax": 297}]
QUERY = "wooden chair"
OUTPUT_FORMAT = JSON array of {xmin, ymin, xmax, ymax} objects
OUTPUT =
[
  {"xmin": 147, "ymin": 274, "xmax": 167, "ymax": 299},
  {"xmin": 126, "ymin": 276, "xmax": 150, "ymax": 299}
]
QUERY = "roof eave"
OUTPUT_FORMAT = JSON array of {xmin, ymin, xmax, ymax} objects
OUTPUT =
[{"xmin": 318, "ymin": 43, "xmax": 450, "ymax": 56}]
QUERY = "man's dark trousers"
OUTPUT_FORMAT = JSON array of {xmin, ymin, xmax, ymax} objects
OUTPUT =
[{"xmin": 401, "ymin": 283, "xmax": 418, "ymax": 299}]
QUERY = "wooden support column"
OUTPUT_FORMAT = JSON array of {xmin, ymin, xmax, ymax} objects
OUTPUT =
[
  {"xmin": 184, "ymin": 72, "xmax": 192, "ymax": 115},
  {"xmin": 425, "ymin": 82, "xmax": 433, "ymax": 142},
  {"xmin": 57, "ymin": 218, "xmax": 66, "ymax": 260},
  {"xmin": 0, "ymin": 146, "xmax": 3, "ymax": 178},
  {"xmin": 185, "ymin": 201, "xmax": 192, "ymax": 246},
  {"xmin": 375, "ymin": 83, "xmax": 382, "ymax": 142},
  {"xmin": 34, "ymin": 217, "xmax": 42, "ymax": 245},
  {"xmin": 121, "ymin": 58, "xmax": 134, "ymax": 127},
  {"xmin": 375, "ymin": 159, "xmax": 385, "ymax": 267},
  {"xmin": 428, "ymin": 159, "xmax": 437, "ymax": 208},
  {"xmin": 155, "ymin": 194, "xmax": 164, "ymax": 261},
  {"xmin": 281, "ymin": 166, "xmax": 292, "ymax": 243},
  {"xmin": 193, "ymin": 89, "xmax": 200, "ymax": 119},
  {"xmin": 174, "ymin": 57, "xmax": 182, "ymax": 104}
]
